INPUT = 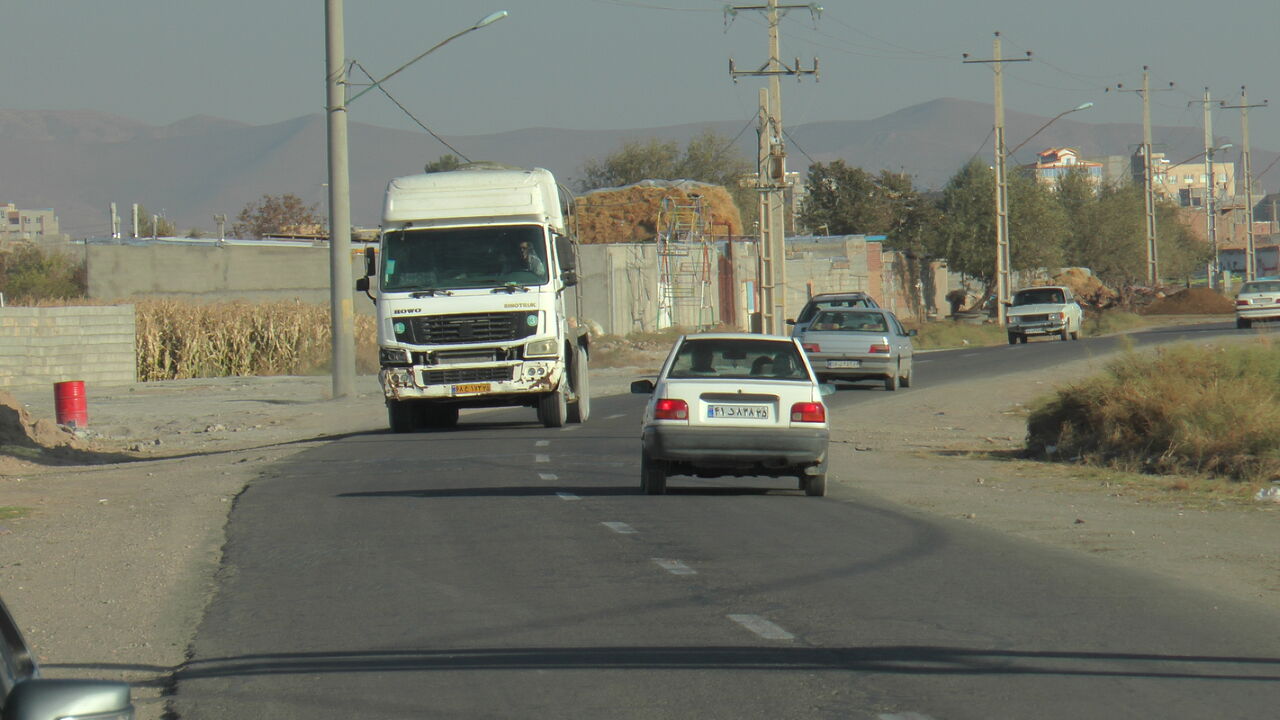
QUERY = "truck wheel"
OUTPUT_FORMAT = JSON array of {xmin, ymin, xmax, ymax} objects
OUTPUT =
[
  {"xmin": 387, "ymin": 400, "xmax": 417, "ymax": 433},
  {"xmin": 641, "ymin": 451, "xmax": 667, "ymax": 495},
  {"xmin": 1071, "ymin": 330, "xmax": 1080, "ymax": 340},
  {"xmin": 1019, "ymin": 335, "xmax": 1028, "ymax": 344},
  {"xmin": 537, "ymin": 384, "xmax": 567, "ymax": 428},
  {"xmin": 567, "ymin": 345, "xmax": 591, "ymax": 424}
]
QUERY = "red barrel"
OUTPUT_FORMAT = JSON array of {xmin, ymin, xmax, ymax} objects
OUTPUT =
[{"xmin": 54, "ymin": 380, "xmax": 88, "ymax": 429}]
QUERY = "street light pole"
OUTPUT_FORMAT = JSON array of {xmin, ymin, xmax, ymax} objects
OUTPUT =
[
  {"xmin": 1206, "ymin": 143, "xmax": 1233, "ymax": 287},
  {"xmin": 324, "ymin": 6, "xmax": 509, "ymax": 399},
  {"xmin": 325, "ymin": 0, "xmax": 355, "ymax": 399}
]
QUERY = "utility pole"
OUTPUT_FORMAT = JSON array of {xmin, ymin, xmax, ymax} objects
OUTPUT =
[
  {"xmin": 1191, "ymin": 88, "xmax": 1215, "ymax": 281},
  {"xmin": 964, "ymin": 32, "xmax": 1030, "ymax": 327},
  {"xmin": 325, "ymin": 0, "xmax": 356, "ymax": 399},
  {"xmin": 1114, "ymin": 68, "xmax": 1173, "ymax": 286},
  {"xmin": 1221, "ymin": 87, "xmax": 1269, "ymax": 281},
  {"xmin": 214, "ymin": 214, "xmax": 227, "ymax": 241},
  {"xmin": 728, "ymin": 0, "xmax": 819, "ymax": 335}
]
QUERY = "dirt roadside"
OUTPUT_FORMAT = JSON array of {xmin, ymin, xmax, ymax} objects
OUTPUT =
[{"xmin": 1, "ymin": 342, "xmax": 1277, "ymax": 719}]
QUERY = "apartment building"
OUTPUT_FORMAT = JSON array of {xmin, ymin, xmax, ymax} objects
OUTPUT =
[{"xmin": 1, "ymin": 203, "xmax": 60, "ymax": 240}]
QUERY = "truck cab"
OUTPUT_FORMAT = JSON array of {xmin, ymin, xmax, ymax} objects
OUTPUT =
[{"xmin": 358, "ymin": 164, "xmax": 590, "ymax": 431}]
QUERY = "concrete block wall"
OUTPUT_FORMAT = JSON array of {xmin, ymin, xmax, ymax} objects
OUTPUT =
[{"xmin": 0, "ymin": 305, "xmax": 136, "ymax": 390}]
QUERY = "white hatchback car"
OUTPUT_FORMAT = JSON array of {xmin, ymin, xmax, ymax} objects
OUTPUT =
[
  {"xmin": 631, "ymin": 333, "xmax": 833, "ymax": 496},
  {"xmin": 1235, "ymin": 278, "xmax": 1280, "ymax": 329}
]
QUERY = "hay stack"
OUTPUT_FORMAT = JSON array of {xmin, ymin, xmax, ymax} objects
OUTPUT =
[{"xmin": 573, "ymin": 181, "xmax": 743, "ymax": 244}]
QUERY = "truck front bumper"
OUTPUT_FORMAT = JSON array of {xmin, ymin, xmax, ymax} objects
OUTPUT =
[{"xmin": 381, "ymin": 360, "xmax": 563, "ymax": 401}]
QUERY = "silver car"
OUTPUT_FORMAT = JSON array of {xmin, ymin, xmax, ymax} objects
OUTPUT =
[
  {"xmin": 1235, "ymin": 279, "xmax": 1280, "ymax": 329},
  {"xmin": 631, "ymin": 333, "xmax": 833, "ymax": 496},
  {"xmin": 795, "ymin": 308, "xmax": 916, "ymax": 391}
]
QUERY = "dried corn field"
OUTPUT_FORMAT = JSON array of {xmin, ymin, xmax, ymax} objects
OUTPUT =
[{"xmin": 135, "ymin": 299, "xmax": 378, "ymax": 381}]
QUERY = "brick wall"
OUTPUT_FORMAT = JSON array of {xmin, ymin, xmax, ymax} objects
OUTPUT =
[{"xmin": 0, "ymin": 306, "xmax": 135, "ymax": 390}]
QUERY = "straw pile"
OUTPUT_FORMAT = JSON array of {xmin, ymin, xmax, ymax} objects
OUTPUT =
[{"xmin": 574, "ymin": 181, "xmax": 743, "ymax": 244}]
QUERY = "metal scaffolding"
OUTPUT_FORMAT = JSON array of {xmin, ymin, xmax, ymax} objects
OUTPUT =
[{"xmin": 656, "ymin": 194, "xmax": 715, "ymax": 330}]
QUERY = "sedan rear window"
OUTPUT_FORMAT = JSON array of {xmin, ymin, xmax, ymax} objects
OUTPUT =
[
  {"xmin": 669, "ymin": 339, "xmax": 810, "ymax": 380},
  {"xmin": 1240, "ymin": 281, "xmax": 1280, "ymax": 294},
  {"xmin": 810, "ymin": 311, "xmax": 888, "ymax": 332}
]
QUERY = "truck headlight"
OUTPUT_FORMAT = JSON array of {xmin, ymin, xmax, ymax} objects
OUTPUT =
[
  {"xmin": 380, "ymin": 347, "xmax": 411, "ymax": 365},
  {"xmin": 525, "ymin": 338, "xmax": 559, "ymax": 357}
]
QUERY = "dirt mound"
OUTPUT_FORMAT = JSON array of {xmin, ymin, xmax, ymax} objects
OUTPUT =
[
  {"xmin": 1141, "ymin": 288, "xmax": 1236, "ymax": 315},
  {"xmin": 0, "ymin": 390, "xmax": 86, "ymax": 451},
  {"xmin": 574, "ymin": 181, "xmax": 743, "ymax": 244}
]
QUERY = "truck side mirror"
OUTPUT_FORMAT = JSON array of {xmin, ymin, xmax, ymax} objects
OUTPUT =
[
  {"xmin": 355, "ymin": 277, "xmax": 370, "ymax": 293},
  {"xmin": 560, "ymin": 270, "xmax": 578, "ymax": 287},
  {"xmin": 363, "ymin": 246, "xmax": 377, "ymax": 277},
  {"xmin": 554, "ymin": 235, "xmax": 576, "ymax": 272}
]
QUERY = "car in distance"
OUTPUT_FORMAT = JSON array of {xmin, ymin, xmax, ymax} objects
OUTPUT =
[
  {"xmin": 795, "ymin": 307, "xmax": 916, "ymax": 391},
  {"xmin": 1234, "ymin": 278, "xmax": 1280, "ymax": 329},
  {"xmin": 631, "ymin": 333, "xmax": 833, "ymax": 496},
  {"xmin": 1, "ymin": 595, "xmax": 135, "ymax": 720},
  {"xmin": 787, "ymin": 291, "xmax": 880, "ymax": 337},
  {"xmin": 1005, "ymin": 286, "xmax": 1083, "ymax": 344}
]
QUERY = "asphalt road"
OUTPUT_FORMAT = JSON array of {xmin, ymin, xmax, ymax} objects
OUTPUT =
[{"xmin": 171, "ymin": 322, "xmax": 1280, "ymax": 719}]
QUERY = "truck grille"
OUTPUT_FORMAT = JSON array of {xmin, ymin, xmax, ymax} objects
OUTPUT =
[
  {"xmin": 421, "ymin": 366, "xmax": 515, "ymax": 385},
  {"xmin": 400, "ymin": 312, "xmax": 537, "ymax": 345}
]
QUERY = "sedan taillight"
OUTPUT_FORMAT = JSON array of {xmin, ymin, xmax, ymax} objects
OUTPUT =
[
  {"xmin": 869, "ymin": 343, "xmax": 891, "ymax": 354},
  {"xmin": 791, "ymin": 402, "xmax": 826, "ymax": 423},
  {"xmin": 654, "ymin": 398, "xmax": 689, "ymax": 420},
  {"xmin": 802, "ymin": 342, "xmax": 821, "ymax": 352},
  {"xmin": 1237, "ymin": 299, "xmax": 1249, "ymax": 306}
]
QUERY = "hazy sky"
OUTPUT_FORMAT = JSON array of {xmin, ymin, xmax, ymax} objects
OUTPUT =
[{"xmin": 7, "ymin": 1, "xmax": 1278, "ymax": 156}]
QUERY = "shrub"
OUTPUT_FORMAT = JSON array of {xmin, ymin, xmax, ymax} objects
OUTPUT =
[
  {"xmin": 0, "ymin": 244, "xmax": 87, "ymax": 302},
  {"xmin": 1026, "ymin": 341, "xmax": 1280, "ymax": 481}
]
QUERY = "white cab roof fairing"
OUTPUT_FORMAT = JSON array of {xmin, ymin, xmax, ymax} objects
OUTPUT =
[{"xmin": 382, "ymin": 166, "xmax": 565, "ymax": 233}]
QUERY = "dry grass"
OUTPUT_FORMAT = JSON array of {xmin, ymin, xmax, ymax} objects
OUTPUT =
[
  {"xmin": 1026, "ymin": 339, "xmax": 1280, "ymax": 482},
  {"xmin": 136, "ymin": 299, "xmax": 377, "ymax": 380},
  {"xmin": 574, "ymin": 184, "xmax": 743, "ymax": 244}
]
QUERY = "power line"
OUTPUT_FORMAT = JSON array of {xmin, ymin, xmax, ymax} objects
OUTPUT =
[{"xmin": 351, "ymin": 61, "xmax": 471, "ymax": 162}]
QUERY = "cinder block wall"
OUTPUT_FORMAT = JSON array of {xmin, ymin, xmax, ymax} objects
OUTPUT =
[{"xmin": 0, "ymin": 306, "xmax": 136, "ymax": 390}]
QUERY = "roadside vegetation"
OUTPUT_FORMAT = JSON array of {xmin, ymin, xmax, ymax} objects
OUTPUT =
[
  {"xmin": 1026, "ymin": 341, "xmax": 1280, "ymax": 483},
  {"xmin": 135, "ymin": 299, "xmax": 378, "ymax": 381}
]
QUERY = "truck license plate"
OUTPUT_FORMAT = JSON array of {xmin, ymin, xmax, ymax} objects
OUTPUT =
[
  {"xmin": 452, "ymin": 383, "xmax": 491, "ymax": 395},
  {"xmin": 707, "ymin": 404, "xmax": 770, "ymax": 419},
  {"xmin": 827, "ymin": 360, "xmax": 861, "ymax": 368}
]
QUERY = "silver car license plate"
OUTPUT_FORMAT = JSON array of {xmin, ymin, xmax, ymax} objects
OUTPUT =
[
  {"xmin": 707, "ymin": 404, "xmax": 770, "ymax": 419},
  {"xmin": 827, "ymin": 360, "xmax": 861, "ymax": 368}
]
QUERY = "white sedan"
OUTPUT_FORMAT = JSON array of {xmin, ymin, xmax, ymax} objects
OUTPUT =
[
  {"xmin": 1235, "ymin": 279, "xmax": 1280, "ymax": 329},
  {"xmin": 631, "ymin": 333, "xmax": 833, "ymax": 496}
]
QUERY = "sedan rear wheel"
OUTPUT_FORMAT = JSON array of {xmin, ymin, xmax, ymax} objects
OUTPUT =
[
  {"xmin": 900, "ymin": 363, "xmax": 913, "ymax": 388},
  {"xmin": 804, "ymin": 472, "xmax": 827, "ymax": 497},
  {"xmin": 884, "ymin": 366, "xmax": 899, "ymax": 392},
  {"xmin": 641, "ymin": 452, "xmax": 667, "ymax": 495}
]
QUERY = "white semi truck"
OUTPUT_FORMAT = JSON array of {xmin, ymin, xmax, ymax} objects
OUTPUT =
[{"xmin": 356, "ymin": 163, "xmax": 590, "ymax": 432}]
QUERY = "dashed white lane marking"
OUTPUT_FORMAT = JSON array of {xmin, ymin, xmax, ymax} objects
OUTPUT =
[
  {"xmin": 602, "ymin": 521, "xmax": 638, "ymax": 535},
  {"xmin": 652, "ymin": 558, "xmax": 696, "ymax": 575},
  {"xmin": 959, "ymin": 352, "xmax": 979, "ymax": 358},
  {"xmin": 727, "ymin": 614, "xmax": 794, "ymax": 641},
  {"xmin": 536, "ymin": 440, "xmax": 550, "ymax": 447},
  {"xmin": 535, "ymin": 454, "xmax": 550, "ymax": 463},
  {"xmin": 538, "ymin": 472, "xmax": 558, "ymax": 481},
  {"xmin": 562, "ymin": 425, "xmax": 581, "ymax": 432},
  {"xmin": 556, "ymin": 492, "xmax": 580, "ymax": 501},
  {"xmin": 606, "ymin": 413, "xmax": 625, "ymax": 420}
]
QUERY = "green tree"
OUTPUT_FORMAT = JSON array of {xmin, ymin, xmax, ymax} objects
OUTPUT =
[
  {"xmin": 1155, "ymin": 199, "xmax": 1209, "ymax": 281},
  {"xmin": 1006, "ymin": 169, "xmax": 1066, "ymax": 272},
  {"xmin": 0, "ymin": 244, "xmax": 86, "ymax": 301},
  {"xmin": 134, "ymin": 204, "xmax": 176, "ymax": 238},
  {"xmin": 233, "ymin": 194, "xmax": 324, "ymax": 239},
  {"xmin": 577, "ymin": 130, "xmax": 754, "ymax": 215},
  {"xmin": 425, "ymin": 154, "xmax": 464, "ymax": 173}
]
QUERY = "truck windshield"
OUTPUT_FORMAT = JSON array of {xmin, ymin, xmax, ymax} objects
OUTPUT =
[{"xmin": 381, "ymin": 225, "xmax": 549, "ymax": 292}]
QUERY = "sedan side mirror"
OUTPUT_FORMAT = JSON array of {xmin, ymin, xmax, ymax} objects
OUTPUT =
[
  {"xmin": 5, "ymin": 679, "xmax": 134, "ymax": 720},
  {"xmin": 630, "ymin": 379, "xmax": 654, "ymax": 394},
  {"xmin": 906, "ymin": 329, "xmax": 918, "ymax": 337}
]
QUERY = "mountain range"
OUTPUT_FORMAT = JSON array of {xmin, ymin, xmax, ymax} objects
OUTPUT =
[{"xmin": 2, "ymin": 98, "xmax": 1274, "ymax": 237}]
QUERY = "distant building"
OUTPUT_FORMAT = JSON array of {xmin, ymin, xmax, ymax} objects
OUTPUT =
[
  {"xmin": 1024, "ymin": 148, "xmax": 1103, "ymax": 189},
  {"xmin": 1, "ymin": 203, "xmax": 60, "ymax": 240},
  {"xmin": 1132, "ymin": 148, "xmax": 1235, "ymax": 208}
]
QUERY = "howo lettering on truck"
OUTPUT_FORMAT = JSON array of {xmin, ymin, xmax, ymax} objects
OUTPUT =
[{"xmin": 356, "ymin": 163, "xmax": 590, "ymax": 432}]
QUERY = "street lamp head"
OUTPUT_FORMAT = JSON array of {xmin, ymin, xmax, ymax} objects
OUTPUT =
[
  {"xmin": 1073, "ymin": 102, "xmax": 1094, "ymax": 111},
  {"xmin": 475, "ymin": 10, "xmax": 508, "ymax": 28}
]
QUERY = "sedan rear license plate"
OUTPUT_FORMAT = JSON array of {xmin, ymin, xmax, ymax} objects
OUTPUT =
[
  {"xmin": 452, "ymin": 383, "xmax": 491, "ymax": 395},
  {"xmin": 827, "ymin": 360, "xmax": 861, "ymax": 368},
  {"xmin": 707, "ymin": 404, "xmax": 770, "ymax": 420}
]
